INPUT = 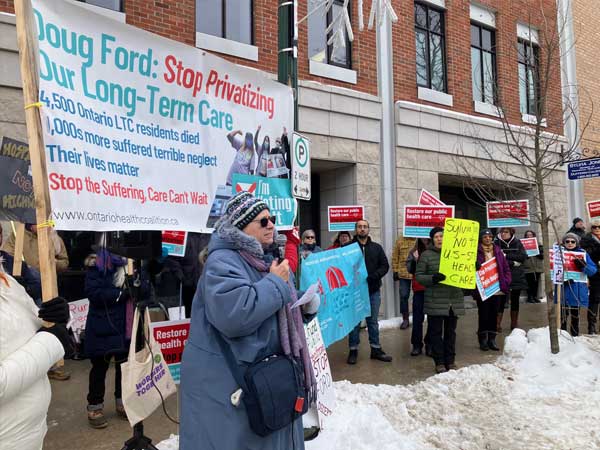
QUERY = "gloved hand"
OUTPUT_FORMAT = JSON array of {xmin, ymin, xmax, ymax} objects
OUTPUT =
[
  {"xmin": 38, "ymin": 296, "xmax": 70, "ymax": 324},
  {"xmin": 393, "ymin": 272, "xmax": 400, "ymax": 281},
  {"xmin": 475, "ymin": 261, "xmax": 482, "ymax": 271},
  {"xmin": 573, "ymin": 258, "xmax": 587, "ymax": 270},
  {"xmin": 432, "ymin": 273, "xmax": 446, "ymax": 284},
  {"xmin": 513, "ymin": 261, "xmax": 521, "ymax": 267},
  {"xmin": 38, "ymin": 324, "xmax": 74, "ymax": 359},
  {"xmin": 302, "ymin": 293, "xmax": 321, "ymax": 315}
]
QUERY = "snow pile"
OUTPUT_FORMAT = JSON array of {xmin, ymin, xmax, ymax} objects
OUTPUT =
[
  {"xmin": 157, "ymin": 434, "xmax": 178, "ymax": 450},
  {"xmin": 158, "ymin": 328, "xmax": 600, "ymax": 450}
]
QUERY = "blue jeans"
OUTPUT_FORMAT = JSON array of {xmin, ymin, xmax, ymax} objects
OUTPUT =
[
  {"xmin": 411, "ymin": 291, "xmax": 425, "ymax": 348},
  {"xmin": 398, "ymin": 278, "xmax": 411, "ymax": 315},
  {"xmin": 349, "ymin": 291, "xmax": 381, "ymax": 349}
]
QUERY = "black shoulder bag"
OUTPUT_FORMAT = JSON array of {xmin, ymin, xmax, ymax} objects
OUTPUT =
[{"xmin": 212, "ymin": 326, "xmax": 309, "ymax": 437}]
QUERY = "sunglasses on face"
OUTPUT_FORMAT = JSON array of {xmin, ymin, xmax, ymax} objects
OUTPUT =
[
  {"xmin": 593, "ymin": 226, "xmax": 600, "ymax": 229},
  {"xmin": 565, "ymin": 240, "xmax": 576, "ymax": 244},
  {"xmin": 304, "ymin": 236, "xmax": 315, "ymax": 240},
  {"xmin": 252, "ymin": 216, "xmax": 276, "ymax": 227}
]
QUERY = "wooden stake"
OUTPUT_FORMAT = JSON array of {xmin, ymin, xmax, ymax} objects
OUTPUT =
[
  {"xmin": 556, "ymin": 283, "xmax": 562, "ymax": 332},
  {"xmin": 11, "ymin": 222, "xmax": 25, "ymax": 277},
  {"xmin": 14, "ymin": 0, "xmax": 58, "ymax": 301}
]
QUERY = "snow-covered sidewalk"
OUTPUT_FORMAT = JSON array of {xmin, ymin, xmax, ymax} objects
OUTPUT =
[{"xmin": 158, "ymin": 328, "xmax": 600, "ymax": 450}]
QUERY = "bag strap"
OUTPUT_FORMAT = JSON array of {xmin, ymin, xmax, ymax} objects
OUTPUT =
[{"xmin": 211, "ymin": 324, "xmax": 247, "ymax": 391}]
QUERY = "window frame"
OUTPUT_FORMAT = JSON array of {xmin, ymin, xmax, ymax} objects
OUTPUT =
[
  {"xmin": 196, "ymin": 0, "xmax": 254, "ymax": 46},
  {"xmin": 517, "ymin": 38, "xmax": 541, "ymax": 116},
  {"xmin": 470, "ymin": 22, "xmax": 497, "ymax": 105},
  {"xmin": 414, "ymin": 1, "xmax": 447, "ymax": 93},
  {"xmin": 77, "ymin": 0, "xmax": 123, "ymax": 12}
]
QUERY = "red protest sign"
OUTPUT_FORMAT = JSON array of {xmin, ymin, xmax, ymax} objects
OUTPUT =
[
  {"xmin": 418, "ymin": 189, "xmax": 445, "ymax": 206},
  {"xmin": 403, "ymin": 205, "xmax": 455, "ymax": 238},
  {"xmin": 587, "ymin": 200, "xmax": 600, "ymax": 220},
  {"xmin": 150, "ymin": 319, "xmax": 191, "ymax": 383},
  {"xmin": 162, "ymin": 230, "xmax": 188, "ymax": 257},
  {"xmin": 521, "ymin": 237, "xmax": 540, "ymax": 257},
  {"xmin": 328, "ymin": 205, "xmax": 364, "ymax": 231},
  {"xmin": 475, "ymin": 257, "xmax": 501, "ymax": 300},
  {"xmin": 486, "ymin": 200, "xmax": 530, "ymax": 227}
]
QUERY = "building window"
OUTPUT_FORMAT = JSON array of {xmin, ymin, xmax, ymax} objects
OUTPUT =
[
  {"xmin": 470, "ymin": 23, "xmax": 496, "ymax": 104},
  {"xmin": 415, "ymin": 2, "xmax": 446, "ymax": 92},
  {"xmin": 196, "ymin": 0, "xmax": 253, "ymax": 45},
  {"xmin": 308, "ymin": 0, "xmax": 352, "ymax": 69},
  {"xmin": 77, "ymin": 0, "xmax": 122, "ymax": 11},
  {"xmin": 518, "ymin": 39, "xmax": 540, "ymax": 115}
]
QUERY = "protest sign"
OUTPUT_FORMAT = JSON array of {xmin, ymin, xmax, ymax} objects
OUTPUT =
[
  {"xmin": 486, "ymin": 200, "xmax": 530, "ymax": 227},
  {"xmin": 32, "ymin": 0, "xmax": 292, "ymax": 232},
  {"xmin": 0, "ymin": 136, "xmax": 36, "ymax": 223},
  {"xmin": 300, "ymin": 243, "xmax": 370, "ymax": 347},
  {"xmin": 439, "ymin": 218, "xmax": 479, "ymax": 289},
  {"xmin": 67, "ymin": 298, "xmax": 89, "ymax": 343},
  {"xmin": 587, "ymin": 200, "xmax": 600, "ymax": 220},
  {"xmin": 403, "ymin": 205, "xmax": 455, "ymax": 238},
  {"xmin": 418, "ymin": 189, "xmax": 445, "ymax": 206},
  {"xmin": 328, "ymin": 205, "xmax": 364, "ymax": 231},
  {"xmin": 304, "ymin": 318, "xmax": 336, "ymax": 427},
  {"xmin": 475, "ymin": 258, "xmax": 501, "ymax": 300},
  {"xmin": 521, "ymin": 237, "xmax": 540, "ymax": 257},
  {"xmin": 161, "ymin": 230, "xmax": 187, "ymax": 257},
  {"xmin": 231, "ymin": 174, "xmax": 297, "ymax": 229},
  {"xmin": 150, "ymin": 319, "xmax": 190, "ymax": 384},
  {"xmin": 550, "ymin": 247, "xmax": 587, "ymax": 283}
]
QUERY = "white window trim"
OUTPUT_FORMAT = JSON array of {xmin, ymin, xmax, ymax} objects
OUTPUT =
[
  {"xmin": 309, "ymin": 60, "xmax": 357, "ymax": 84},
  {"xmin": 419, "ymin": 0, "xmax": 446, "ymax": 9},
  {"xmin": 196, "ymin": 32, "xmax": 258, "ymax": 61},
  {"xmin": 474, "ymin": 100, "xmax": 501, "ymax": 117},
  {"xmin": 522, "ymin": 113, "xmax": 547, "ymax": 127},
  {"xmin": 66, "ymin": 0, "xmax": 125, "ymax": 22},
  {"xmin": 418, "ymin": 87, "xmax": 453, "ymax": 107},
  {"xmin": 517, "ymin": 23, "xmax": 539, "ymax": 45},
  {"xmin": 470, "ymin": 3, "xmax": 495, "ymax": 28}
]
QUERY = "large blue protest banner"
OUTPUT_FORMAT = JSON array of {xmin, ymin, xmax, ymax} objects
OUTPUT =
[
  {"xmin": 231, "ymin": 174, "xmax": 297, "ymax": 229},
  {"xmin": 300, "ymin": 243, "xmax": 370, "ymax": 348}
]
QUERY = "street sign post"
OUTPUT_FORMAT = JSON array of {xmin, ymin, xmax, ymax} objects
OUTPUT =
[
  {"xmin": 292, "ymin": 132, "xmax": 311, "ymax": 200},
  {"xmin": 568, "ymin": 158, "xmax": 600, "ymax": 180}
]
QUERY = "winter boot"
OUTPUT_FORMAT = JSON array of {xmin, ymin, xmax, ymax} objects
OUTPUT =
[
  {"xmin": 115, "ymin": 399, "xmax": 128, "ymax": 421},
  {"xmin": 510, "ymin": 311, "xmax": 519, "ymax": 330},
  {"xmin": 435, "ymin": 364, "xmax": 447, "ymax": 374},
  {"xmin": 400, "ymin": 313, "xmax": 410, "ymax": 330},
  {"xmin": 496, "ymin": 312, "xmax": 504, "ymax": 333},
  {"xmin": 410, "ymin": 346, "xmax": 422, "ymax": 356},
  {"xmin": 478, "ymin": 332, "xmax": 489, "ymax": 351},
  {"xmin": 487, "ymin": 332, "xmax": 500, "ymax": 351},
  {"xmin": 48, "ymin": 366, "xmax": 71, "ymax": 381},
  {"xmin": 446, "ymin": 363, "xmax": 458, "ymax": 371},
  {"xmin": 87, "ymin": 407, "xmax": 108, "ymax": 429},
  {"xmin": 347, "ymin": 349, "xmax": 358, "ymax": 365},
  {"xmin": 370, "ymin": 347, "xmax": 392, "ymax": 362}
]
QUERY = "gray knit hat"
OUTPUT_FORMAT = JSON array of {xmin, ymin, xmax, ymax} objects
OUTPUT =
[
  {"xmin": 562, "ymin": 232, "xmax": 580, "ymax": 245},
  {"xmin": 225, "ymin": 191, "xmax": 269, "ymax": 230}
]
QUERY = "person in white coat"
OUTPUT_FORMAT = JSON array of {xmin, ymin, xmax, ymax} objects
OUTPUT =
[{"xmin": 0, "ymin": 261, "xmax": 71, "ymax": 450}]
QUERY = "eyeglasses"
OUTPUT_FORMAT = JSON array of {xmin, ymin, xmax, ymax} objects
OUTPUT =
[
  {"xmin": 592, "ymin": 226, "xmax": 600, "ymax": 229},
  {"xmin": 252, "ymin": 216, "xmax": 276, "ymax": 227},
  {"xmin": 304, "ymin": 236, "xmax": 316, "ymax": 240},
  {"xmin": 564, "ymin": 240, "xmax": 576, "ymax": 244}
]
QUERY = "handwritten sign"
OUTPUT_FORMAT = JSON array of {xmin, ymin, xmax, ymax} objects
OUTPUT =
[
  {"xmin": 550, "ymin": 247, "xmax": 586, "ymax": 283},
  {"xmin": 0, "ymin": 136, "xmax": 36, "ymax": 223},
  {"xmin": 304, "ymin": 318, "xmax": 336, "ymax": 427},
  {"xmin": 403, "ymin": 205, "xmax": 455, "ymax": 238},
  {"xmin": 521, "ymin": 237, "xmax": 540, "ymax": 257},
  {"xmin": 418, "ymin": 189, "xmax": 445, "ymax": 206},
  {"xmin": 439, "ymin": 218, "xmax": 479, "ymax": 289},
  {"xmin": 587, "ymin": 200, "xmax": 600, "ymax": 220},
  {"xmin": 67, "ymin": 298, "xmax": 89, "ymax": 343},
  {"xmin": 475, "ymin": 258, "xmax": 501, "ymax": 300},
  {"xmin": 150, "ymin": 319, "xmax": 191, "ymax": 384},
  {"xmin": 328, "ymin": 205, "xmax": 364, "ymax": 231},
  {"xmin": 486, "ymin": 200, "xmax": 530, "ymax": 227}
]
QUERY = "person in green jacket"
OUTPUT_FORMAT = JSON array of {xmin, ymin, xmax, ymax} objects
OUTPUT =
[{"xmin": 415, "ymin": 227, "xmax": 465, "ymax": 374}]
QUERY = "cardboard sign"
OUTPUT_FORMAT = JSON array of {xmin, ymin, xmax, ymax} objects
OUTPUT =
[
  {"xmin": 475, "ymin": 258, "xmax": 501, "ymax": 300},
  {"xmin": 67, "ymin": 298, "xmax": 89, "ymax": 343},
  {"xmin": 161, "ymin": 230, "xmax": 188, "ymax": 257},
  {"xmin": 521, "ymin": 237, "xmax": 540, "ymax": 257},
  {"xmin": 328, "ymin": 205, "xmax": 364, "ymax": 231},
  {"xmin": 403, "ymin": 205, "xmax": 455, "ymax": 238},
  {"xmin": 304, "ymin": 318, "xmax": 336, "ymax": 427},
  {"xmin": 0, "ymin": 136, "xmax": 36, "ymax": 223},
  {"xmin": 486, "ymin": 200, "xmax": 530, "ymax": 227},
  {"xmin": 550, "ymin": 247, "xmax": 587, "ymax": 283},
  {"xmin": 587, "ymin": 200, "xmax": 600, "ymax": 220},
  {"xmin": 439, "ymin": 218, "xmax": 480, "ymax": 289},
  {"xmin": 150, "ymin": 319, "xmax": 191, "ymax": 384},
  {"xmin": 418, "ymin": 189, "xmax": 445, "ymax": 206}
]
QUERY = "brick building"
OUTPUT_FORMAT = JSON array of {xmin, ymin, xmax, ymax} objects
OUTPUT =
[{"xmin": 0, "ymin": 0, "xmax": 570, "ymax": 315}]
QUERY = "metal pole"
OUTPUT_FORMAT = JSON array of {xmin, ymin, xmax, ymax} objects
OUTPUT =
[{"xmin": 278, "ymin": 0, "xmax": 298, "ymax": 130}]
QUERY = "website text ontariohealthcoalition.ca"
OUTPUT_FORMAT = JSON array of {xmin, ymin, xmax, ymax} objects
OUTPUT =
[{"xmin": 51, "ymin": 210, "xmax": 179, "ymax": 226}]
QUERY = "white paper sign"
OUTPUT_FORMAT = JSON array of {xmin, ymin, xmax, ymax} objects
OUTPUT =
[{"xmin": 67, "ymin": 298, "xmax": 89, "ymax": 343}]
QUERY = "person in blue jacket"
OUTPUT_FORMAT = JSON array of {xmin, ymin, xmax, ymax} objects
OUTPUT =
[
  {"xmin": 558, "ymin": 232, "xmax": 597, "ymax": 337},
  {"xmin": 180, "ymin": 191, "xmax": 318, "ymax": 450}
]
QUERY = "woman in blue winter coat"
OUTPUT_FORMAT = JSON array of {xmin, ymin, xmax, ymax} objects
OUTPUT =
[
  {"xmin": 557, "ymin": 232, "xmax": 597, "ymax": 336},
  {"xmin": 180, "ymin": 191, "xmax": 318, "ymax": 450}
]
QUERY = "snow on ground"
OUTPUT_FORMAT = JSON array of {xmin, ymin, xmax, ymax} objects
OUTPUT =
[{"xmin": 158, "ymin": 328, "xmax": 600, "ymax": 450}]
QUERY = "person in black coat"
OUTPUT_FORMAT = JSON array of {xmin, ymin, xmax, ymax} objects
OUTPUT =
[
  {"xmin": 580, "ymin": 218, "xmax": 600, "ymax": 334},
  {"xmin": 494, "ymin": 227, "xmax": 528, "ymax": 331},
  {"xmin": 347, "ymin": 220, "xmax": 391, "ymax": 365}
]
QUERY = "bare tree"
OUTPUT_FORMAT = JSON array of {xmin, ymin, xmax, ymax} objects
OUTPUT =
[{"xmin": 454, "ymin": 3, "xmax": 593, "ymax": 353}]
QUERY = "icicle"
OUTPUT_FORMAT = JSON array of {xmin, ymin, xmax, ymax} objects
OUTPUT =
[{"xmin": 358, "ymin": 0, "xmax": 364, "ymax": 31}]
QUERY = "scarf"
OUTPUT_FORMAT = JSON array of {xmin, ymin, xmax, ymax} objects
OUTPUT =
[
  {"xmin": 481, "ymin": 242, "xmax": 494, "ymax": 260},
  {"xmin": 215, "ymin": 219, "xmax": 317, "ymax": 406}
]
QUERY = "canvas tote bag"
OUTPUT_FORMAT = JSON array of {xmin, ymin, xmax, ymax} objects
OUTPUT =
[{"xmin": 121, "ymin": 307, "xmax": 176, "ymax": 427}]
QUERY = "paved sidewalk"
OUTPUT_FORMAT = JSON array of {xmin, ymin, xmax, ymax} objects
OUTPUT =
[{"xmin": 44, "ymin": 303, "xmax": 557, "ymax": 450}]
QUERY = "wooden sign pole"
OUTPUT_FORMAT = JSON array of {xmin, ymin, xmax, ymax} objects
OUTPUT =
[
  {"xmin": 11, "ymin": 221, "xmax": 25, "ymax": 277},
  {"xmin": 14, "ymin": 0, "xmax": 58, "ymax": 302}
]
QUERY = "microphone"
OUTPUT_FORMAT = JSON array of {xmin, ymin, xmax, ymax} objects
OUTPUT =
[{"xmin": 275, "ymin": 234, "xmax": 287, "ymax": 263}]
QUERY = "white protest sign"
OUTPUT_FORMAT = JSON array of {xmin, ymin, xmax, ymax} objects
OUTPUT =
[
  {"xmin": 304, "ymin": 318, "xmax": 336, "ymax": 427},
  {"xmin": 67, "ymin": 298, "xmax": 89, "ymax": 343},
  {"xmin": 33, "ymin": 0, "xmax": 292, "ymax": 232}
]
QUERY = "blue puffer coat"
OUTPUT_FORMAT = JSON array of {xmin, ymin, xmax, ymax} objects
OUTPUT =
[
  {"xmin": 557, "ymin": 247, "xmax": 597, "ymax": 308},
  {"xmin": 179, "ymin": 231, "xmax": 303, "ymax": 450}
]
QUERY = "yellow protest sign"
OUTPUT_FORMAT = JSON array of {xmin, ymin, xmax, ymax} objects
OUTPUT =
[{"xmin": 439, "ymin": 218, "xmax": 480, "ymax": 289}]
